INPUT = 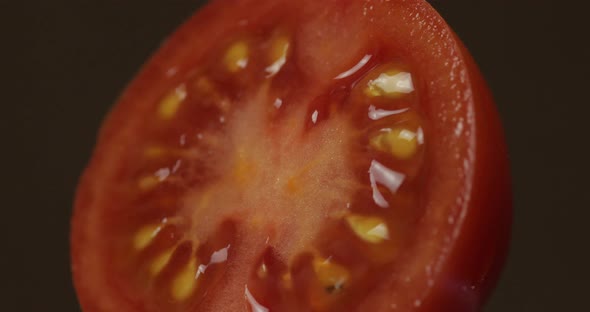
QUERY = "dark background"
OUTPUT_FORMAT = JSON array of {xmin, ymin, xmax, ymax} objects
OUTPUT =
[{"xmin": 3, "ymin": 0, "xmax": 589, "ymax": 311}]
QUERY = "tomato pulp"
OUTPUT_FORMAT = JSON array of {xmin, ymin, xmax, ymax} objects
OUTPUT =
[{"xmin": 71, "ymin": 0, "xmax": 511, "ymax": 311}]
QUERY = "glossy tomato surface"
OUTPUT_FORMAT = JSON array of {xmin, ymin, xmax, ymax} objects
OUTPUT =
[{"xmin": 71, "ymin": 0, "xmax": 511, "ymax": 311}]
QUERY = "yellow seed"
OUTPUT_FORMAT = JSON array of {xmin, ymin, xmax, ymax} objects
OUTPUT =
[
  {"xmin": 313, "ymin": 258, "xmax": 350, "ymax": 293},
  {"xmin": 364, "ymin": 70, "xmax": 414, "ymax": 98},
  {"xmin": 193, "ymin": 77, "xmax": 231, "ymax": 112},
  {"xmin": 133, "ymin": 224, "xmax": 161, "ymax": 250},
  {"xmin": 171, "ymin": 258, "xmax": 198, "ymax": 301},
  {"xmin": 144, "ymin": 146, "xmax": 165, "ymax": 158},
  {"xmin": 138, "ymin": 176, "xmax": 160, "ymax": 190},
  {"xmin": 158, "ymin": 85, "xmax": 187, "ymax": 120},
  {"xmin": 371, "ymin": 128, "xmax": 418, "ymax": 160},
  {"xmin": 345, "ymin": 214, "xmax": 390, "ymax": 244},
  {"xmin": 150, "ymin": 248, "xmax": 175, "ymax": 275},
  {"xmin": 271, "ymin": 36, "xmax": 290, "ymax": 63},
  {"xmin": 266, "ymin": 36, "xmax": 290, "ymax": 76},
  {"xmin": 224, "ymin": 41, "xmax": 249, "ymax": 72},
  {"xmin": 364, "ymin": 84, "xmax": 382, "ymax": 97}
]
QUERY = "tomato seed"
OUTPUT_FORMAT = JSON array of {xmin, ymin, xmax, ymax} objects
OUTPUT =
[
  {"xmin": 266, "ymin": 35, "xmax": 290, "ymax": 77},
  {"xmin": 158, "ymin": 84, "xmax": 187, "ymax": 120},
  {"xmin": 370, "ymin": 127, "xmax": 419, "ymax": 160},
  {"xmin": 345, "ymin": 214, "xmax": 390, "ymax": 244},
  {"xmin": 150, "ymin": 248, "xmax": 175, "ymax": 275},
  {"xmin": 170, "ymin": 258, "xmax": 198, "ymax": 301},
  {"xmin": 133, "ymin": 223, "xmax": 164, "ymax": 250},
  {"xmin": 365, "ymin": 70, "xmax": 415, "ymax": 98},
  {"xmin": 224, "ymin": 41, "xmax": 249, "ymax": 73}
]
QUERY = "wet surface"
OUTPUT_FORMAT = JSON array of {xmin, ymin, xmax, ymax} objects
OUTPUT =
[{"xmin": 4, "ymin": 0, "xmax": 589, "ymax": 311}]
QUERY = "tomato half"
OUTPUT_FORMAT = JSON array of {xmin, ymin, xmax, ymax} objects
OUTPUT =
[{"xmin": 71, "ymin": 0, "xmax": 511, "ymax": 311}]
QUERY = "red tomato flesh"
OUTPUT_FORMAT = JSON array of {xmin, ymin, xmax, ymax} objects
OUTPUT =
[{"xmin": 71, "ymin": 0, "xmax": 511, "ymax": 311}]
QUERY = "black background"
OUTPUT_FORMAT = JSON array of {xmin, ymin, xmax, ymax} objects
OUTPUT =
[{"xmin": 3, "ymin": 0, "xmax": 589, "ymax": 311}]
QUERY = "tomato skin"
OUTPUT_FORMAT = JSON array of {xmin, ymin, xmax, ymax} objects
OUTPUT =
[
  {"xmin": 357, "ymin": 7, "xmax": 512, "ymax": 311},
  {"xmin": 428, "ymin": 45, "xmax": 511, "ymax": 311},
  {"xmin": 410, "ymin": 51, "xmax": 511, "ymax": 312},
  {"xmin": 71, "ymin": 0, "xmax": 511, "ymax": 311}
]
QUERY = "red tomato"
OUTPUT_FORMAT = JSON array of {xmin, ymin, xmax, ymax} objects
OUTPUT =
[{"xmin": 71, "ymin": 0, "xmax": 511, "ymax": 311}]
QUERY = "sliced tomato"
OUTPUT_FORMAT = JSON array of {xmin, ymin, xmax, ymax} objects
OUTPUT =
[{"xmin": 71, "ymin": 0, "xmax": 511, "ymax": 311}]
